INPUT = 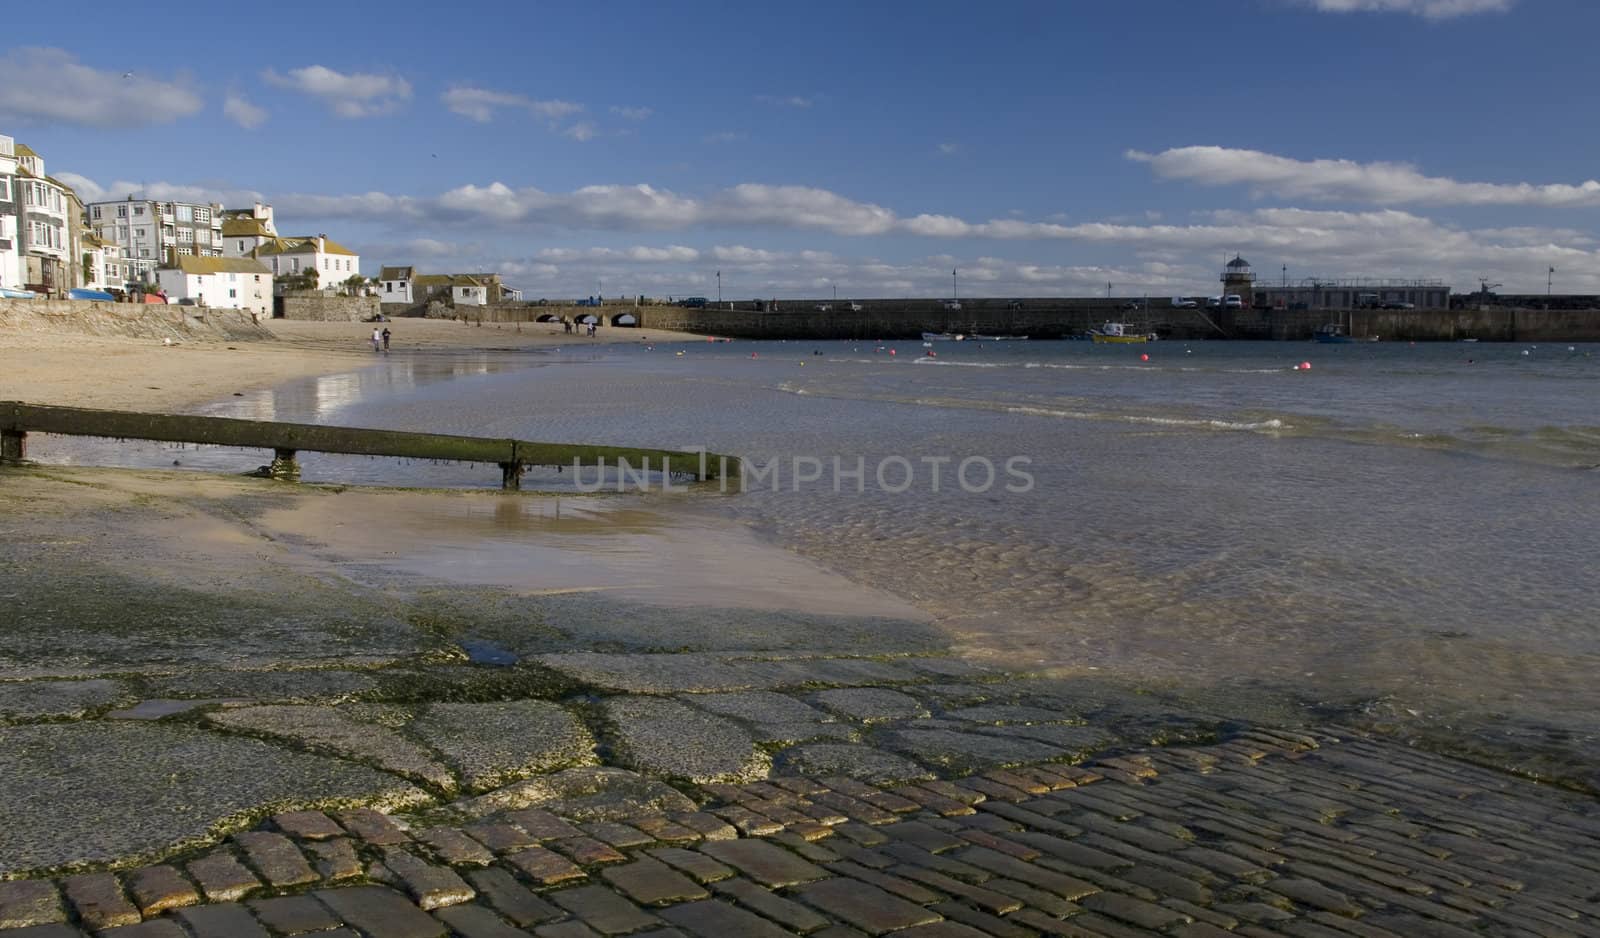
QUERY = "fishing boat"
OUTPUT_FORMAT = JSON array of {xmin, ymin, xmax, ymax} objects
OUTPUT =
[
  {"xmin": 1313, "ymin": 323, "xmax": 1354, "ymax": 344},
  {"xmin": 968, "ymin": 334, "xmax": 1029, "ymax": 342},
  {"xmin": 1088, "ymin": 322, "xmax": 1149, "ymax": 344},
  {"xmin": 921, "ymin": 332, "xmax": 966, "ymax": 341}
]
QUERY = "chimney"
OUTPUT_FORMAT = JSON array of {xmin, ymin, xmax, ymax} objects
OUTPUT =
[{"xmin": 316, "ymin": 234, "xmax": 326, "ymax": 252}]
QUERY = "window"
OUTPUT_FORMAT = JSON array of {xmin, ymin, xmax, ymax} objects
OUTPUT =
[
  {"xmin": 229, "ymin": 288, "xmax": 236, "ymax": 298},
  {"xmin": 0, "ymin": 177, "xmax": 9, "ymax": 200},
  {"xmin": 140, "ymin": 249, "xmax": 150, "ymax": 258},
  {"xmin": 133, "ymin": 205, "xmax": 144, "ymax": 216},
  {"xmin": 117, "ymin": 205, "xmax": 128, "ymax": 218},
  {"xmin": 385, "ymin": 282, "xmax": 393, "ymax": 293},
  {"xmin": 194, "ymin": 208, "xmax": 210, "ymax": 224},
  {"xmin": 175, "ymin": 205, "xmax": 192, "ymax": 222},
  {"xmin": 178, "ymin": 229, "xmax": 193, "ymax": 243},
  {"xmin": 238, "ymin": 241, "xmax": 245, "ymax": 252},
  {"xmin": 92, "ymin": 206, "xmax": 101, "ymax": 219},
  {"xmin": 135, "ymin": 228, "xmax": 146, "ymax": 238}
]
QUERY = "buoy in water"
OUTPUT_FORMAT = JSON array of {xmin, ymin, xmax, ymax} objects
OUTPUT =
[
  {"xmin": 1522, "ymin": 349, "xmax": 1531, "ymax": 356},
  {"xmin": 1139, "ymin": 353, "xmax": 1149, "ymax": 362},
  {"xmin": 889, "ymin": 349, "xmax": 896, "ymax": 355},
  {"xmin": 1294, "ymin": 361, "xmax": 1312, "ymax": 371}
]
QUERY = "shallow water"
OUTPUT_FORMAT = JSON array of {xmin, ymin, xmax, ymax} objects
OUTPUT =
[{"xmin": 35, "ymin": 338, "xmax": 1600, "ymax": 769}]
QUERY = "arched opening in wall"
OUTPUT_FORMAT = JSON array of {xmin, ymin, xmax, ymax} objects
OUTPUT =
[
  {"xmin": 610, "ymin": 313, "xmax": 638, "ymax": 327},
  {"xmin": 535, "ymin": 313, "xmax": 561, "ymax": 322},
  {"xmin": 578, "ymin": 314, "xmax": 598, "ymax": 325}
]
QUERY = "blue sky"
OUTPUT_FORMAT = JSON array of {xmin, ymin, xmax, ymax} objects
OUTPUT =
[{"xmin": 5, "ymin": 0, "xmax": 1597, "ymax": 298}]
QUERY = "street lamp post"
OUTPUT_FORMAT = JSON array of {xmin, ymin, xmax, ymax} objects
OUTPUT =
[
  {"xmin": 716, "ymin": 270, "xmax": 722, "ymax": 305},
  {"xmin": 952, "ymin": 268, "xmax": 958, "ymax": 301}
]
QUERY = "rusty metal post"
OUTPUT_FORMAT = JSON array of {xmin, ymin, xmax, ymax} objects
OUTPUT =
[
  {"xmin": 500, "ymin": 461, "xmax": 523, "ymax": 490},
  {"xmin": 0, "ymin": 429, "xmax": 25, "ymax": 463},
  {"xmin": 269, "ymin": 448, "xmax": 300, "ymax": 481}
]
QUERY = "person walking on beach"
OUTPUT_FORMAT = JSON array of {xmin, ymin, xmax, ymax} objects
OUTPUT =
[
  {"xmin": 381, "ymin": 327, "xmax": 391, "ymax": 352},
  {"xmin": 371, "ymin": 327, "xmax": 382, "ymax": 352}
]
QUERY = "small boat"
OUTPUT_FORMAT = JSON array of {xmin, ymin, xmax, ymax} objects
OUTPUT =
[
  {"xmin": 1460, "ymin": 337, "xmax": 1479, "ymax": 343},
  {"xmin": 1314, "ymin": 323, "xmax": 1353, "ymax": 344},
  {"xmin": 968, "ymin": 334, "xmax": 1029, "ymax": 342},
  {"xmin": 922, "ymin": 332, "xmax": 966, "ymax": 341},
  {"xmin": 1089, "ymin": 322, "xmax": 1148, "ymax": 344},
  {"xmin": 69, "ymin": 288, "xmax": 116, "ymax": 301},
  {"xmin": 0, "ymin": 287, "xmax": 37, "ymax": 299}
]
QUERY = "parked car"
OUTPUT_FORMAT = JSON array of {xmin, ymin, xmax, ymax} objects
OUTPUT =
[
  {"xmin": 1120, "ymin": 301, "xmax": 1143, "ymax": 312},
  {"xmin": 1223, "ymin": 294, "xmax": 1244, "ymax": 308},
  {"xmin": 942, "ymin": 300, "xmax": 963, "ymax": 311},
  {"xmin": 1171, "ymin": 297, "xmax": 1198, "ymax": 308},
  {"xmin": 1381, "ymin": 300, "xmax": 1416, "ymax": 310},
  {"xmin": 846, "ymin": 302, "xmax": 863, "ymax": 312},
  {"xmin": 678, "ymin": 297, "xmax": 708, "ymax": 308},
  {"xmin": 815, "ymin": 304, "xmax": 832, "ymax": 312}
]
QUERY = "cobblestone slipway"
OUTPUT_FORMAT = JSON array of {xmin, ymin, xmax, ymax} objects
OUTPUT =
[{"xmin": 3, "ymin": 727, "xmax": 1597, "ymax": 937}]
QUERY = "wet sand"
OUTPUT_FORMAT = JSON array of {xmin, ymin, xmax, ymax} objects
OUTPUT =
[{"xmin": 0, "ymin": 318, "xmax": 704, "ymax": 412}]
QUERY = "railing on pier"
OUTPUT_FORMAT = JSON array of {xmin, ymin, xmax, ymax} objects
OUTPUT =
[{"xmin": 0, "ymin": 401, "xmax": 741, "ymax": 491}]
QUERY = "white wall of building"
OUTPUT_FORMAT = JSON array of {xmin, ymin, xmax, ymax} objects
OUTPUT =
[{"xmin": 154, "ymin": 267, "xmax": 273, "ymax": 317}]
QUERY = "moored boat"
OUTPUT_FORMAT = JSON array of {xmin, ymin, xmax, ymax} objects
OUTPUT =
[
  {"xmin": 1088, "ymin": 322, "xmax": 1149, "ymax": 344},
  {"xmin": 1314, "ymin": 323, "xmax": 1353, "ymax": 344},
  {"xmin": 921, "ymin": 332, "xmax": 966, "ymax": 341}
]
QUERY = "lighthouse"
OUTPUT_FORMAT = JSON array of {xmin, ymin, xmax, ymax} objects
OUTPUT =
[{"xmin": 1222, "ymin": 255, "xmax": 1255, "ymax": 304}]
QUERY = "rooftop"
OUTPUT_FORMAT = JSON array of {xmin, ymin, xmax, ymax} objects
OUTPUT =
[{"xmin": 163, "ymin": 256, "xmax": 273, "ymax": 276}]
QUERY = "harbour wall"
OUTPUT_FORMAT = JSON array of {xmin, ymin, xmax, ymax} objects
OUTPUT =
[{"xmin": 632, "ymin": 302, "xmax": 1600, "ymax": 342}]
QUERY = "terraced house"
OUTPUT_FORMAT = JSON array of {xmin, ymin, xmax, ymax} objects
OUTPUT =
[
  {"xmin": 220, "ymin": 201, "xmax": 278, "ymax": 257},
  {"xmin": 0, "ymin": 134, "xmax": 20, "ymax": 291},
  {"xmin": 13, "ymin": 142, "xmax": 81, "ymax": 297},
  {"xmin": 85, "ymin": 195, "xmax": 225, "ymax": 284},
  {"xmin": 251, "ymin": 234, "xmax": 361, "ymax": 293}
]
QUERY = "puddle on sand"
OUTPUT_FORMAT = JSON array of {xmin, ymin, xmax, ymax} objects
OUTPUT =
[{"xmin": 253, "ymin": 490, "xmax": 930, "ymax": 621}]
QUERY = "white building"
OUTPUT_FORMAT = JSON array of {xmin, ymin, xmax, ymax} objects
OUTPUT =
[
  {"xmin": 86, "ymin": 195, "xmax": 224, "ymax": 284},
  {"xmin": 253, "ymin": 235, "xmax": 360, "ymax": 291},
  {"xmin": 14, "ymin": 143, "xmax": 77, "ymax": 297},
  {"xmin": 154, "ymin": 256, "xmax": 273, "ymax": 317},
  {"xmin": 377, "ymin": 265, "xmax": 413, "ymax": 303},
  {"xmin": 0, "ymin": 134, "xmax": 21, "ymax": 292},
  {"xmin": 80, "ymin": 233, "xmax": 127, "ymax": 292},
  {"xmin": 220, "ymin": 202, "xmax": 278, "ymax": 258}
]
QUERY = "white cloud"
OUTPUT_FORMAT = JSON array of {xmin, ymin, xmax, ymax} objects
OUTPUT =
[
  {"xmin": 562, "ymin": 122, "xmax": 597, "ymax": 142},
  {"xmin": 704, "ymin": 131, "xmax": 746, "ymax": 143},
  {"xmin": 610, "ymin": 105, "xmax": 653, "ymax": 121},
  {"xmin": 756, "ymin": 94, "xmax": 815, "ymax": 108},
  {"xmin": 224, "ymin": 93, "xmax": 267, "ymax": 129},
  {"xmin": 263, "ymin": 65, "xmax": 412, "ymax": 118},
  {"xmin": 0, "ymin": 48, "xmax": 202, "ymax": 126},
  {"xmin": 1300, "ymin": 0, "xmax": 1511, "ymax": 17},
  {"xmin": 53, "ymin": 172, "xmax": 264, "ymax": 208},
  {"xmin": 1128, "ymin": 146, "xmax": 1600, "ymax": 207},
  {"xmin": 441, "ymin": 86, "xmax": 583, "ymax": 122},
  {"xmin": 938, "ymin": 143, "xmax": 959, "ymax": 155}
]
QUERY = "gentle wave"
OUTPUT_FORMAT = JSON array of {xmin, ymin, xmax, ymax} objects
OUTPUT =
[{"xmin": 1005, "ymin": 405, "xmax": 1288, "ymax": 432}]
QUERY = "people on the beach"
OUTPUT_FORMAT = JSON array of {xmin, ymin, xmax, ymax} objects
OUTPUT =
[
  {"xmin": 371, "ymin": 327, "xmax": 382, "ymax": 352},
  {"xmin": 381, "ymin": 328, "xmax": 391, "ymax": 352}
]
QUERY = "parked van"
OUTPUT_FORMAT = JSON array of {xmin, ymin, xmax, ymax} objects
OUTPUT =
[{"xmin": 1223, "ymin": 294, "xmax": 1244, "ymax": 308}]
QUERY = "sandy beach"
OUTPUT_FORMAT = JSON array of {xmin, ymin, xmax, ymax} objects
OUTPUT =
[{"xmin": 0, "ymin": 317, "xmax": 705, "ymax": 412}]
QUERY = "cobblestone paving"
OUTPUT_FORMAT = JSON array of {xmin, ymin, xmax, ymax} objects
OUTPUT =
[{"xmin": 3, "ymin": 727, "xmax": 1597, "ymax": 937}]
